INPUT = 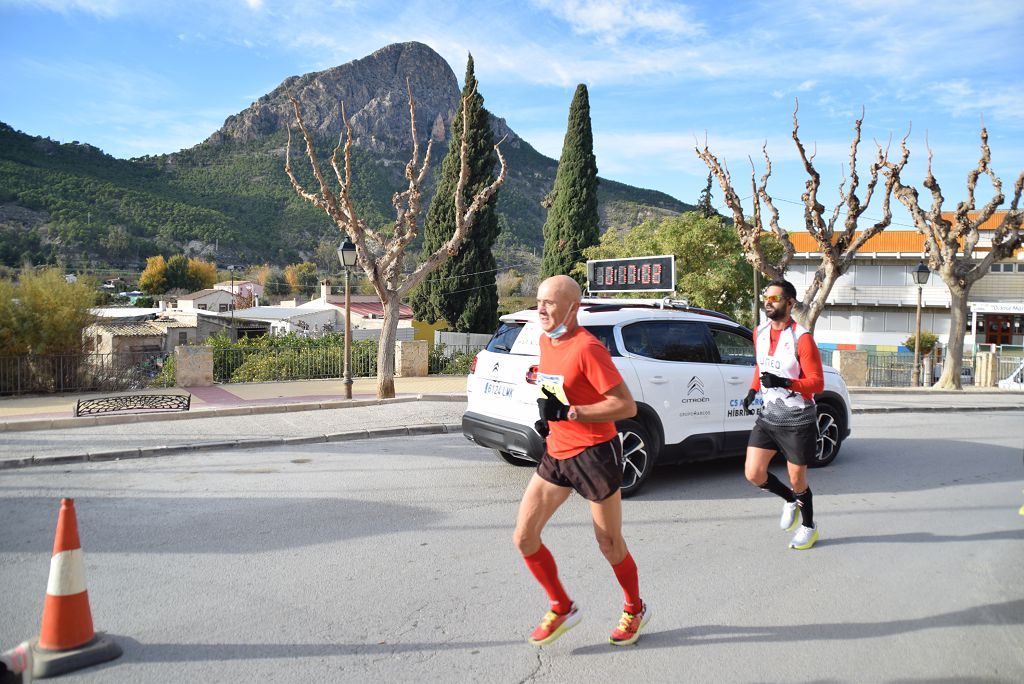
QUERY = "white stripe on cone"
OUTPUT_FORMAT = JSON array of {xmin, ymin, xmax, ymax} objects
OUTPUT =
[{"xmin": 47, "ymin": 548, "xmax": 87, "ymax": 597}]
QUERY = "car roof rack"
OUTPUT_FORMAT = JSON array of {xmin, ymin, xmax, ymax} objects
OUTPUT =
[{"xmin": 579, "ymin": 296, "xmax": 739, "ymax": 323}]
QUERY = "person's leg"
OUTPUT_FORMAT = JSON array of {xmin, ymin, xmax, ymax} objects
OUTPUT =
[
  {"xmin": 746, "ymin": 446, "xmax": 793, "ymax": 499},
  {"xmin": 514, "ymin": 472, "xmax": 573, "ymax": 612},
  {"xmin": 786, "ymin": 431, "xmax": 819, "ymax": 549},
  {"xmin": 591, "ymin": 491, "xmax": 649, "ymax": 645}
]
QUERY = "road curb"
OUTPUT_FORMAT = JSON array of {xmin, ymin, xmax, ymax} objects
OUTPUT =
[
  {"xmin": 852, "ymin": 405, "xmax": 1024, "ymax": 414},
  {"xmin": 0, "ymin": 395, "xmax": 464, "ymax": 433},
  {"xmin": 0, "ymin": 422, "xmax": 461, "ymax": 471}
]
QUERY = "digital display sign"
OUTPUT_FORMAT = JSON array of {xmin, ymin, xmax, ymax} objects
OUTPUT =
[{"xmin": 586, "ymin": 255, "xmax": 676, "ymax": 293}]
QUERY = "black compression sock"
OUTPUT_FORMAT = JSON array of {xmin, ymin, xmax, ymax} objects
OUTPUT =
[
  {"xmin": 794, "ymin": 488, "xmax": 814, "ymax": 528},
  {"xmin": 758, "ymin": 472, "xmax": 796, "ymax": 502}
]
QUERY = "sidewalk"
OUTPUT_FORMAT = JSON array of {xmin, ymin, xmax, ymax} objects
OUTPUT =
[
  {"xmin": 0, "ymin": 376, "xmax": 468, "ymax": 431},
  {"xmin": 0, "ymin": 378, "xmax": 1021, "ymax": 470}
]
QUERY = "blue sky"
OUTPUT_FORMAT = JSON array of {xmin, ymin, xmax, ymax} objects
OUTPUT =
[{"xmin": 2, "ymin": 0, "xmax": 1022, "ymax": 231}]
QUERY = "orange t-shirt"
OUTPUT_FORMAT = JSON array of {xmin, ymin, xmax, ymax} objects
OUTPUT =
[{"xmin": 539, "ymin": 327, "xmax": 623, "ymax": 459}]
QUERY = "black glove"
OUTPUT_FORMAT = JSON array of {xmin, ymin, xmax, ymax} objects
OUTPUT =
[
  {"xmin": 534, "ymin": 419, "xmax": 550, "ymax": 438},
  {"xmin": 760, "ymin": 371, "xmax": 792, "ymax": 389},
  {"xmin": 742, "ymin": 388, "xmax": 757, "ymax": 413},
  {"xmin": 538, "ymin": 387, "xmax": 570, "ymax": 421}
]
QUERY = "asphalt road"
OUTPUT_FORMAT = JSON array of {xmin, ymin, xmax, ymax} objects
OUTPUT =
[{"xmin": 1, "ymin": 412, "xmax": 1022, "ymax": 682}]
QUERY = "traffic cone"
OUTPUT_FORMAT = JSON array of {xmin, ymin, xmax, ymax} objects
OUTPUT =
[{"xmin": 30, "ymin": 499, "xmax": 121, "ymax": 679}]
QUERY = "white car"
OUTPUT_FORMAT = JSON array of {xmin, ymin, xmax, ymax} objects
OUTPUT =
[
  {"xmin": 998, "ymin": 359, "xmax": 1024, "ymax": 389},
  {"xmin": 462, "ymin": 299, "xmax": 853, "ymax": 497}
]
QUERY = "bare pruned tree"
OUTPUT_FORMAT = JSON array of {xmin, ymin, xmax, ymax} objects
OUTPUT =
[
  {"xmin": 696, "ymin": 102, "xmax": 901, "ymax": 331},
  {"xmin": 285, "ymin": 81, "xmax": 507, "ymax": 398},
  {"xmin": 884, "ymin": 126, "xmax": 1023, "ymax": 389}
]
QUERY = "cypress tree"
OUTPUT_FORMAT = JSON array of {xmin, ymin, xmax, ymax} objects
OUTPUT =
[
  {"xmin": 410, "ymin": 55, "xmax": 501, "ymax": 333},
  {"xmin": 541, "ymin": 84, "xmax": 599, "ymax": 282},
  {"xmin": 698, "ymin": 172, "xmax": 715, "ymax": 217}
]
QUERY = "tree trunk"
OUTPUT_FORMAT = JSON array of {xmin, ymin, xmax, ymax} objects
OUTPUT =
[
  {"xmin": 794, "ymin": 263, "xmax": 840, "ymax": 333},
  {"xmin": 936, "ymin": 285, "xmax": 969, "ymax": 390},
  {"xmin": 375, "ymin": 292, "xmax": 401, "ymax": 399}
]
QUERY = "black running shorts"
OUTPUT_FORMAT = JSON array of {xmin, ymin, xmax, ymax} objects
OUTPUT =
[
  {"xmin": 536, "ymin": 437, "xmax": 623, "ymax": 502},
  {"xmin": 748, "ymin": 419, "xmax": 818, "ymax": 466}
]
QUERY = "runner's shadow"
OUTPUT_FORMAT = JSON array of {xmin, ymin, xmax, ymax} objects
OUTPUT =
[
  {"xmin": 823, "ymin": 529, "xmax": 1024, "ymax": 546},
  {"xmin": 569, "ymin": 598, "xmax": 1024, "ymax": 654}
]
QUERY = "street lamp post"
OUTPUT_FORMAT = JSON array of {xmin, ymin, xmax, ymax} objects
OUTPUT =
[
  {"xmin": 337, "ymin": 238, "xmax": 357, "ymax": 400},
  {"xmin": 911, "ymin": 261, "xmax": 931, "ymax": 387}
]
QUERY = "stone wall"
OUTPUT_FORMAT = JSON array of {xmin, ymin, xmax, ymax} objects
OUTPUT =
[
  {"xmin": 395, "ymin": 340, "xmax": 428, "ymax": 377},
  {"xmin": 832, "ymin": 349, "xmax": 868, "ymax": 387},
  {"xmin": 175, "ymin": 346, "xmax": 214, "ymax": 387}
]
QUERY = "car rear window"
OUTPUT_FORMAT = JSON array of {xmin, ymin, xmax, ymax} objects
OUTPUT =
[{"xmin": 486, "ymin": 321, "xmax": 525, "ymax": 353}]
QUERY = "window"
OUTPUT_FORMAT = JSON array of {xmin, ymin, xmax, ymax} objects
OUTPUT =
[
  {"xmin": 582, "ymin": 325, "xmax": 620, "ymax": 356},
  {"xmin": 178, "ymin": 332, "xmax": 188, "ymax": 345},
  {"xmin": 218, "ymin": 304, "xmax": 229, "ymax": 312},
  {"xmin": 622, "ymin": 321, "xmax": 711, "ymax": 363},
  {"xmin": 990, "ymin": 263, "xmax": 1015, "ymax": 273},
  {"xmin": 486, "ymin": 322, "xmax": 523, "ymax": 353},
  {"xmin": 879, "ymin": 265, "xmax": 904, "ymax": 286},
  {"xmin": 884, "ymin": 311, "xmax": 911, "ymax": 332},
  {"xmin": 855, "ymin": 264, "xmax": 881, "ymax": 285},
  {"xmin": 197, "ymin": 304, "xmax": 207, "ymax": 310},
  {"xmin": 710, "ymin": 328, "xmax": 755, "ymax": 366},
  {"xmin": 830, "ymin": 311, "xmax": 852, "ymax": 332},
  {"xmin": 863, "ymin": 311, "xmax": 885, "ymax": 332}
]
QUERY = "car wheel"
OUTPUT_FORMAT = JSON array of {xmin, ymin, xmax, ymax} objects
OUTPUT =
[
  {"xmin": 810, "ymin": 404, "xmax": 843, "ymax": 467},
  {"xmin": 495, "ymin": 450, "xmax": 535, "ymax": 467},
  {"xmin": 616, "ymin": 419, "xmax": 658, "ymax": 498}
]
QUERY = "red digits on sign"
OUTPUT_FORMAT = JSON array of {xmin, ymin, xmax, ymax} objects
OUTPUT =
[
  {"xmin": 640, "ymin": 264, "xmax": 651, "ymax": 284},
  {"xmin": 652, "ymin": 264, "xmax": 662, "ymax": 284}
]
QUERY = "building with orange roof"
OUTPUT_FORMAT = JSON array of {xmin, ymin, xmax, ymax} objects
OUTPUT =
[{"xmin": 782, "ymin": 211, "xmax": 1024, "ymax": 356}]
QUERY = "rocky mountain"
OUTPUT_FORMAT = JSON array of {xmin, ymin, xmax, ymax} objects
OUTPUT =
[{"xmin": 0, "ymin": 41, "xmax": 692, "ymax": 271}]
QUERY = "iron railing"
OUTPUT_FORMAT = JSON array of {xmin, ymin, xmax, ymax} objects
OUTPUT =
[
  {"xmin": 0, "ymin": 352, "xmax": 172, "ymax": 396},
  {"xmin": 212, "ymin": 344, "xmax": 377, "ymax": 383}
]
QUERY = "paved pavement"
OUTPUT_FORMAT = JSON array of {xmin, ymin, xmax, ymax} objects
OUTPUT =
[{"xmin": 0, "ymin": 377, "xmax": 1021, "ymax": 469}]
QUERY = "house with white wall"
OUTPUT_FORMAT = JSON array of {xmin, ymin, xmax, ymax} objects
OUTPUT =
[
  {"xmin": 177, "ymin": 288, "xmax": 235, "ymax": 313},
  {"xmin": 787, "ymin": 214, "xmax": 1024, "ymax": 353}
]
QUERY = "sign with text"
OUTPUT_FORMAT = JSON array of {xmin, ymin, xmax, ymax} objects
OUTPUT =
[{"xmin": 586, "ymin": 255, "xmax": 676, "ymax": 293}]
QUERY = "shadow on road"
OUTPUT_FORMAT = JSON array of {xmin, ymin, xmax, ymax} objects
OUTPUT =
[
  {"xmin": 634, "ymin": 438, "xmax": 1024, "ymax": 502},
  {"xmin": 0, "ymin": 496, "xmax": 441, "ymax": 554},
  {"xmin": 570, "ymin": 598, "xmax": 1024, "ymax": 653}
]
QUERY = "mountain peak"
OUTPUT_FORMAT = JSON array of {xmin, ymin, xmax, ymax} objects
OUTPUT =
[{"xmin": 208, "ymin": 41, "xmax": 459, "ymax": 153}]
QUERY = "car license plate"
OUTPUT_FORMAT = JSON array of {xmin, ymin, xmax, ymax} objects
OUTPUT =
[{"xmin": 482, "ymin": 380, "xmax": 515, "ymax": 398}]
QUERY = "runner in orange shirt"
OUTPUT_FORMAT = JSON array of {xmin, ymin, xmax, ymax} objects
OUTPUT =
[{"xmin": 512, "ymin": 275, "xmax": 649, "ymax": 647}]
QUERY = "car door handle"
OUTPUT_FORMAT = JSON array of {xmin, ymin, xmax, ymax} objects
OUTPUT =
[
  {"xmin": 648, "ymin": 376, "xmax": 669, "ymax": 385},
  {"xmin": 724, "ymin": 376, "xmax": 745, "ymax": 384}
]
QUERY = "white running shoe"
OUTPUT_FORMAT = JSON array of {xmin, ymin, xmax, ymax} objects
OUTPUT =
[
  {"xmin": 789, "ymin": 524, "xmax": 819, "ymax": 550},
  {"xmin": 780, "ymin": 500, "xmax": 800, "ymax": 531}
]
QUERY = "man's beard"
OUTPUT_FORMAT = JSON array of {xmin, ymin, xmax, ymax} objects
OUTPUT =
[{"xmin": 765, "ymin": 306, "xmax": 788, "ymax": 321}]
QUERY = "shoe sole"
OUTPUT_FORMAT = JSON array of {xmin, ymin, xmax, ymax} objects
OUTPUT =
[
  {"xmin": 789, "ymin": 529, "xmax": 819, "ymax": 550},
  {"xmin": 528, "ymin": 612, "xmax": 582, "ymax": 647},
  {"xmin": 609, "ymin": 608, "xmax": 651, "ymax": 646}
]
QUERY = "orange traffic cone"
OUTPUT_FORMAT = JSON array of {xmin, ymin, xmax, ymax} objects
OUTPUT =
[{"xmin": 30, "ymin": 499, "xmax": 121, "ymax": 679}]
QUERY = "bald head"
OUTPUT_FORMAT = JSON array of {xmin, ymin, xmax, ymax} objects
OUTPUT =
[
  {"xmin": 538, "ymin": 275, "xmax": 582, "ymax": 303},
  {"xmin": 536, "ymin": 275, "xmax": 582, "ymax": 335}
]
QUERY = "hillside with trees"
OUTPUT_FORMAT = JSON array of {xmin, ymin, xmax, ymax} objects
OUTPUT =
[{"xmin": 0, "ymin": 43, "xmax": 692, "ymax": 273}]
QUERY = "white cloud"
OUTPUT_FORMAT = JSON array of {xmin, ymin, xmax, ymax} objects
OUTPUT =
[{"xmin": 530, "ymin": 0, "xmax": 703, "ymax": 44}]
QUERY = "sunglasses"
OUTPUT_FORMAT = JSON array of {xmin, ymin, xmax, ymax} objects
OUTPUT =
[{"xmin": 763, "ymin": 294, "xmax": 789, "ymax": 303}]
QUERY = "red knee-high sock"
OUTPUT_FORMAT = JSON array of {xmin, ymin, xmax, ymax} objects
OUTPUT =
[
  {"xmin": 522, "ymin": 544, "xmax": 572, "ymax": 614},
  {"xmin": 611, "ymin": 552, "xmax": 642, "ymax": 613}
]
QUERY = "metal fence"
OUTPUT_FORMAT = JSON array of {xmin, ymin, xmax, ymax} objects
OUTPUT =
[
  {"xmin": 213, "ymin": 344, "xmax": 377, "ymax": 383},
  {"xmin": 0, "ymin": 352, "xmax": 172, "ymax": 396}
]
